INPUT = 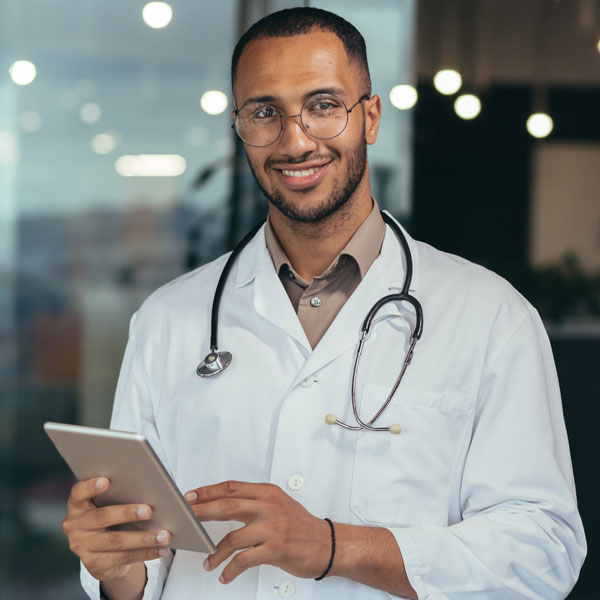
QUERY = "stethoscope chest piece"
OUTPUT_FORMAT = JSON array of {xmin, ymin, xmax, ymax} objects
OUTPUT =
[{"xmin": 196, "ymin": 351, "xmax": 232, "ymax": 377}]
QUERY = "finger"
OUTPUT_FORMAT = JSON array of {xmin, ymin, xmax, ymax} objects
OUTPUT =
[
  {"xmin": 190, "ymin": 497, "xmax": 262, "ymax": 523},
  {"xmin": 87, "ymin": 529, "xmax": 171, "ymax": 552},
  {"xmin": 218, "ymin": 546, "xmax": 267, "ymax": 584},
  {"xmin": 82, "ymin": 503, "xmax": 153, "ymax": 532},
  {"xmin": 204, "ymin": 524, "xmax": 264, "ymax": 571},
  {"xmin": 89, "ymin": 546, "xmax": 170, "ymax": 574},
  {"xmin": 69, "ymin": 477, "xmax": 110, "ymax": 510},
  {"xmin": 185, "ymin": 481, "xmax": 278, "ymax": 505}
]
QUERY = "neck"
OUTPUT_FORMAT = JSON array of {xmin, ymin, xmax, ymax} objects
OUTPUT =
[{"xmin": 268, "ymin": 179, "xmax": 373, "ymax": 282}]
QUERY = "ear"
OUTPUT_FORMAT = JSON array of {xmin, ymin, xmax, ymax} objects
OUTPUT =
[{"xmin": 364, "ymin": 94, "xmax": 382, "ymax": 145}]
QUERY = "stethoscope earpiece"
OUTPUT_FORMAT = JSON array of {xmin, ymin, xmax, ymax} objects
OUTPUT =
[{"xmin": 325, "ymin": 413, "xmax": 401, "ymax": 434}]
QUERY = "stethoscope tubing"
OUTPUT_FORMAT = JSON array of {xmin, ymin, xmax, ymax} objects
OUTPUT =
[
  {"xmin": 208, "ymin": 221, "xmax": 264, "ymax": 353},
  {"xmin": 198, "ymin": 210, "xmax": 423, "ymax": 434}
]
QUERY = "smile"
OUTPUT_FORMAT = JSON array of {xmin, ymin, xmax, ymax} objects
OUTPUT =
[
  {"xmin": 273, "ymin": 161, "xmax": 332, "ymax": 190},
  {"xmin": 281, "ymin": 168, "xmax": 319, "ymax": 177}
]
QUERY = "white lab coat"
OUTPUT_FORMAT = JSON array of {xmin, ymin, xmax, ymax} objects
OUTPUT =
[{"xmin": 81, "ymin": 215, "xmax": 586, "ymax": 600}]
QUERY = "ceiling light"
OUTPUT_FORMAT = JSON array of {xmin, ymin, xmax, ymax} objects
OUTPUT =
[
  {"xmin": 115, "ymin": 154, "xmax": 186, "ymax": 177},
  {"xmin": 526, "ymin": 113, "xmax": 553, "ymax": 138},
  {"xmin": 200, "ymin": 90, "xmax": 228, "ymax": 115},
  {"xmin": 433, "ymin": 69, "xmax": 462, "ymax": 95},
  {"xmin": 389, "ymin": 85, "xmax": 418, "ymax": 110},
  {"xmin": 80, "ymin": 102, "xmax": 102, "ymax": 124},
  {"xmin": 454, "ymin": 94, "xmax": 481, "ymax": 120},
  {"xmin": 142, "ymin": 2, "xmax": 173, "ymax": 29},
  {"xmin": 9, "ymin": 60, "xmax": 37, "ymax": 86},
  {"xmin": 91, "ymin": 133, "xmax": 117, "ymax": 155}
]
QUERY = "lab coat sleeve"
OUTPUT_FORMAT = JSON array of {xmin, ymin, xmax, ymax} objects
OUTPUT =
[
  {"xmin": 79, "ymin": 311, "xmax": 174, "ymax": 600},
  {"xmin": 390, "ymin": 307, "xmax": 586, "ymax": 600}
]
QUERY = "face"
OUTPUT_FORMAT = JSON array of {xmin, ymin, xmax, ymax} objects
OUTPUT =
[{"xmin": 233, "ymin": 31, "xmax": 381, "ymax": 223}]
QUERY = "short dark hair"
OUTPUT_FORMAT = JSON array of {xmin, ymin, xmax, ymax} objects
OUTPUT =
[{"xmin": 231, "ymin": 7, "xmax": 371, "ymax": 101}]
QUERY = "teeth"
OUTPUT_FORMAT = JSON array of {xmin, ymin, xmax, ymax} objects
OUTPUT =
[{"xmin": 281, "ymin": 167, "xmax": 319, "ymax": 177}]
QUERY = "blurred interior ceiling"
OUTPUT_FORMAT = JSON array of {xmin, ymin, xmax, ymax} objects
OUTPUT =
[{"xmin": 417, "ymin": 0, "xmax": 600, "ymax": 87}]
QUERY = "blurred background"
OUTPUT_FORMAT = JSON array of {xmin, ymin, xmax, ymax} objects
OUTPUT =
[{"xmin": 0, "ymin": 0, "xmax": 598, "ymax": 597}]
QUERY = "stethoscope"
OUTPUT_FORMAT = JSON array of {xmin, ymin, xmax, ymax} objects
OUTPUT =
[{"xmin": 196, "ymin": 211, "xmax": 423, "ymax": 434}]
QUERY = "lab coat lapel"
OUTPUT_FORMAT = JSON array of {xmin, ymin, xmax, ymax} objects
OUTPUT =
[
  {"xmin": 291, "ymin": 220, "xmax": 415, "ymax": 386},
  {"xmin": 233, "ymin": 216, "xmax": 420, "ymax": 381},
  {"xmin": 235, "ymin": 227, "xmax": 311, "ymax": 352}
]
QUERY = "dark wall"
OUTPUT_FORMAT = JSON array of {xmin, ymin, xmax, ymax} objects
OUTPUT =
[
  {"xmin": 553, "ymin": 338, "xmax": 600, "ymax": 599},
  {"xmin": 412, "ymin": 84, "xmax": 533, "ymax": 272},
  {"xmin": 412, "ymin": 84, "xmax": 600, "ymax": 271}
]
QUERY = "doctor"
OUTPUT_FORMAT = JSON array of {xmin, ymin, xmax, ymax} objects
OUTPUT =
[{"xmin": 63, "ymin": 7, "xmax": 586, "ymax": 600}]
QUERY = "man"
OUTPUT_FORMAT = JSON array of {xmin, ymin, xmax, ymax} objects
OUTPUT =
[{"xmin": 62, "ymin": 7, "xmax": 586, "ymax": 599}]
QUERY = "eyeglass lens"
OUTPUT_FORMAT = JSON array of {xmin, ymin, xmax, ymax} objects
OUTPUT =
[{"xmin": 235, "ymin": 94, "xmax": 350, "ymax": 147}]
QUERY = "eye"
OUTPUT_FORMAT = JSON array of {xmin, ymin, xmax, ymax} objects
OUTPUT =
[
  {"xmin": 249, "ymin": 105, "xmax": 278, "ymax": 120},
  {"xmin": 314, "ymin": 101, "xmax": 335, "ymax": 111},
  {"xmin": 305, "ymin": 96, "xmax": 343, "ymax": 115}
]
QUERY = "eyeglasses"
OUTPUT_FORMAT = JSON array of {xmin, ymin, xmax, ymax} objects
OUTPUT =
[{"xmin": 232, "ymin": 93, "xmax": 369, "ymax": 147}]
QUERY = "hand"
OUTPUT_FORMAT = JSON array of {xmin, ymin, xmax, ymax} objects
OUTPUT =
[
  {"xmin": 62, "ymin": 476, "xmax": 172, "ymax": 583},
  {"xmin": 185, "ymin": 481, "xmax": 331, "ymax": 584}
]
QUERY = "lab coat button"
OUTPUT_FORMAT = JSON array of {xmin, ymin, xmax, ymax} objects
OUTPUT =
[
  {"xmin": 277, "ymin": 580, "xmax": 296, "ymax": 597},
  {"xmin": 300, "ymin": 376, "xmax": 314, "ymax": 387},
  {"xmin": 287, "ymin": 474, "xmax": 305, "ymax": 491},
  {"xmin": 310, "ymin": 296, "xmax": 322, "ymax": 307}
]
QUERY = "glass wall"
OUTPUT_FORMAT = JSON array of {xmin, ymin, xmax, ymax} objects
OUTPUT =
[{"xmin": 0, "ymin": 1, "xmax": 415, "ymax": 596}]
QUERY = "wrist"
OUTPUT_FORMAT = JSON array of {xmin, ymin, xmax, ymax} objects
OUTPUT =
[
  {"xmin": 314, "ymin": 518, "xmax": 336, "ymax": 580},
  {"xmin": 327, "ymin": 522, "xmax": 363, "ymax": 578},
  {"xmin": 328, "ymin": 524, "xmax": 417, "ymax": 599},
  {"xmin": 99, "ymin": 562, "xmax": 147, "ymax": 600}
]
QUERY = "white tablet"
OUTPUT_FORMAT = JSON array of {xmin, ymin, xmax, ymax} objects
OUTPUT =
[{"xmin": 44, "ymin": 421, "xmax": 216, "ymax": 554}]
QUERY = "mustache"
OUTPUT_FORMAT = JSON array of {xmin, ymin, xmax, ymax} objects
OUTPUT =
[{"xmin": 266, "ymin": 151, "xmax": 339, "ymax": 170}]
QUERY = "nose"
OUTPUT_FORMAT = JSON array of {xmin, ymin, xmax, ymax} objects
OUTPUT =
[{"xmin": 276, "ymin": 113, "xmax": 318, "ymax": 155}]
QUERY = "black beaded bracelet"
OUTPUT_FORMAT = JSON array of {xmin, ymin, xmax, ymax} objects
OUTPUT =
[{"xmin": 315, "ymin": 517, "xmax": 336, "ymax": 581}]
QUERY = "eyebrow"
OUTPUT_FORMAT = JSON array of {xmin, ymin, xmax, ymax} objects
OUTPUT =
[{"xmin": 240, "ymin": 86, "xmax": 349, "ymax": 109}]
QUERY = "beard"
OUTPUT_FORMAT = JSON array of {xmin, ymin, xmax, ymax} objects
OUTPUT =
[{"xmin": 246, "ymin": 133, "xmax": 368, "ymax": 223}]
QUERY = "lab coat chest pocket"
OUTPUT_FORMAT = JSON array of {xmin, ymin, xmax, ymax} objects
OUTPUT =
[{"xmin": 350, "ymin": 385, "xmax": 474, "ymax": 527}]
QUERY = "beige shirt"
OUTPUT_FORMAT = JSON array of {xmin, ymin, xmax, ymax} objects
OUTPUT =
[{"xmin": 264, "ymin": 202, "xmax": 386, "ymax": 348}]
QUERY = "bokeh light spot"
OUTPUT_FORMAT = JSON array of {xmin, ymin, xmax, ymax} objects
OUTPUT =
[
  {"xmin": 433, "ymin": 69, "xmax": 462, "ymax": 95},
  {"xmin": 200, "ymin": 90, "xmax": 228, "ymax": 115},
  {"xmin": 142, "ymin": 2, "xmax": 173, "ymax": 29},
  {"xmin": 389, "ymin": 85, "xmax": 418, "ymax": 110},
  {"xmin": 9, "ymin": 60, "xmax": 37, "ymax": 86}
]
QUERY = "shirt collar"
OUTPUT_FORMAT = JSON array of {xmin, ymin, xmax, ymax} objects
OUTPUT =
[
  {"xmin": 235, "ymin": 207, "xmax": 420, "ymax": 293},
  {"xmin": 263, "ymin": 199, "xmax": 386, "ymax": 282}
]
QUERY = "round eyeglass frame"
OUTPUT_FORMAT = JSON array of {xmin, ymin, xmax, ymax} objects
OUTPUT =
[{"xmin": 232, "ymin": 94, "xmax": 370, "ymax": 147}]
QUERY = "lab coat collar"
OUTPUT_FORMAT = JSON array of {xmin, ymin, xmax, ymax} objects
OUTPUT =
[
  {"xmin": 235, "ymin": 222, "xmax": 310, "ymax": 349},
  {"xmin": 235, "ymin": 223, "xmax": 267, "ymax": 288},
  {"xmin": 233, "ymin": 211, "xmax": 420, "ymax": 293},
  {"xmin": 231, "ymin": 212, "xmax": 421, "ymax": 375}
]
